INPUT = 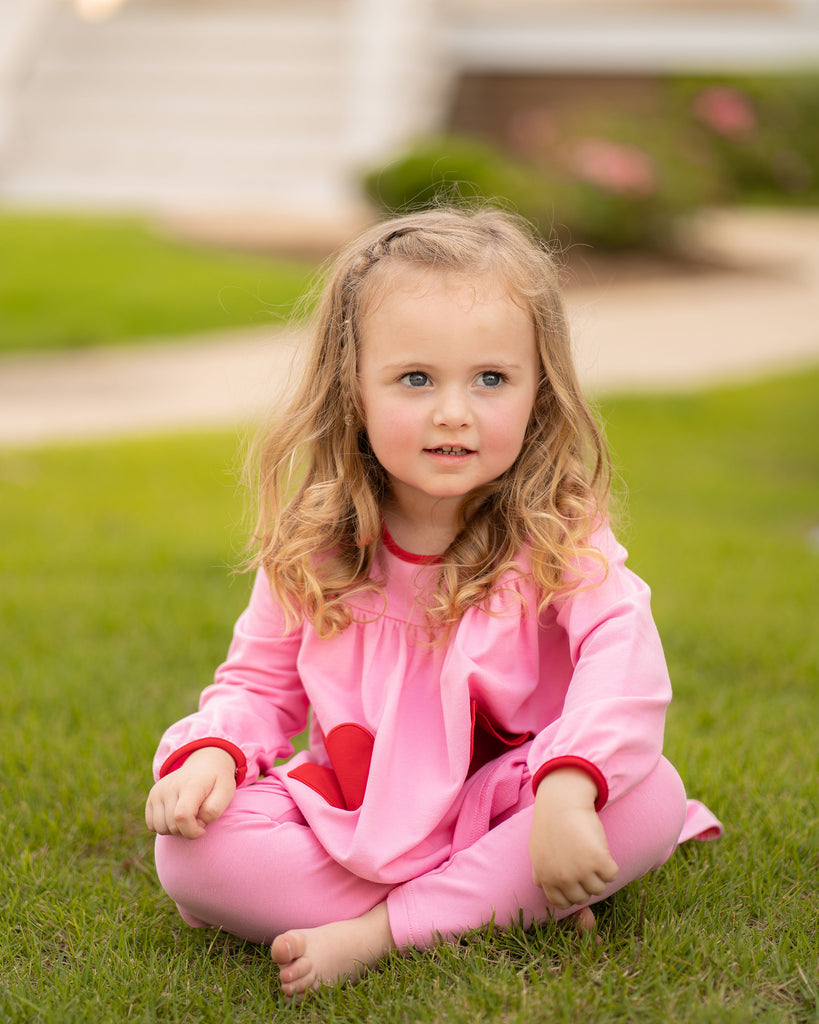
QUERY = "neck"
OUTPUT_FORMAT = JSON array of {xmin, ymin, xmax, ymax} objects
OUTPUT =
[{"xmin": 382, "ymin": 502, "xmax": 459, "ymax": 557}]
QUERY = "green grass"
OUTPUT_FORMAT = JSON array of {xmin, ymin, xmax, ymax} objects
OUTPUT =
[
  {"xmin": 1, "ymin": 368, "xmax": 817, "ymax": 1023},
  {"xmin": 0, "ymin": 211, "xmax": 316, "ymax": 353}
]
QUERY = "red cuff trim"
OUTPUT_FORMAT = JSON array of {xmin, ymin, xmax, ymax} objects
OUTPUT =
[
  {"xmin": 531, "ymin": 756, "xmax": 608, "ymax": 811},
  {"xmin": 159, "ymin": 738, "xmax": 247, "ymax": 787}
]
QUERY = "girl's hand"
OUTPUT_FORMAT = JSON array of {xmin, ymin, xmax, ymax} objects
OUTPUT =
[
  {"xmin": 529, "ymin": 767, "xmax": 619, "ymax": 910},
  {"xmin": 145, "ymin": 746, "xmax": 237, "ymax": 840}
]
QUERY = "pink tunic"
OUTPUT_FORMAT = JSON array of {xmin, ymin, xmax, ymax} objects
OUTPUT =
[{"xmin": 154, "ymin": 525, "xmax": 720, "ymax": 887}]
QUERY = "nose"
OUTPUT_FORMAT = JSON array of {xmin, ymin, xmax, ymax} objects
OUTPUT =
[{"xmin": 432, "ymin": 385, "xmax": 473, "ymax": 429}]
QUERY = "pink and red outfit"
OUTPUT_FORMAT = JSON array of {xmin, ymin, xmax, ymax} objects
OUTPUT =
[{"xmin": 153, "ymin": 525, "xmax": 722, "ymax": 948}]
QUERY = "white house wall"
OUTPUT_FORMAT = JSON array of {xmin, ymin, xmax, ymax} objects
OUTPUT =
[
  {"xmin": 442, "ymin": 2, "xmax": 819, "ymax": 74},
  {"xmin": 0, "ymin": 0, "xmax": 447, "ymax": 217}
]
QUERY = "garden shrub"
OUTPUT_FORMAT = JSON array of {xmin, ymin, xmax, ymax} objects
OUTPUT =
[
  {"xmin": 363, "ymin": 72, "xmax": 819, "ymax": 251},
  {"xmin": 361, "ymin": 136, "xmax": 543, "ymax": 221},
  {"xmin": 672, "ymin": 73, "xmax": 819, "ymax": 204},
  {"xmin": 363, "ymin": 129, "xmax": 714, "ymax": 250}
]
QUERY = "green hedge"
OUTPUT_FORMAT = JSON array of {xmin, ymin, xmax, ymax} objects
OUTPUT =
[{"xmin": 363, "ymin": 73, "xmax": 819, "ymax": 251}]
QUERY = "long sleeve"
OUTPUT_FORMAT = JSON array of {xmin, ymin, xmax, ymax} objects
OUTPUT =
[
  {"xmin": 526, "ymin": 525, "xmax": 671, "ymax": 809},
  {"xmin": 152, "ymin": 568, "xmax": 310, "ymax": 785}
]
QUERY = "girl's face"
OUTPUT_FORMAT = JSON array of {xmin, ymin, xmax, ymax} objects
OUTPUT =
[{"xmin": 357, "ymin": 267, "xmax": 539, "ymax": 546}]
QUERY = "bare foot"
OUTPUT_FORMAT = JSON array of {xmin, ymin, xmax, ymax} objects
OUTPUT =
[
  {"xmin": 569, "ymin": 905, "xmax": 602, "ymax": 945},
  {"xmin": 571, "ymin": 905, "xmax": 596, "ymax": 935},
  {"xmin": 271, "ymin": 902, "xmax": 395, "ymax": 998}
]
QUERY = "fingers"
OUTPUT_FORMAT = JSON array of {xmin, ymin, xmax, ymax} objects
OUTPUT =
[
  {"xmin": 145, "ymin": 761, "xmax": 237, "ymax": 839},
  {"xmin": 145, "ymin": 778, "xmax": 210, "ymax": 839},
  {"xmin": 537, "ymin": 859, "xmax": 619, "ymax": 910},
  {"xmin": 197, "ymin": 773, "xmax": 236, "ymax": 826},
  {"xmin": 543, "ymin": 875, "xmax": 605, "ymax": 910},
  {"xmin": 145, "ymin": 789, "xmax": 206, "ymax": 839},
  {"xmin": 172, "ymin": 785, "xmax": 210, "ymax": 838}
]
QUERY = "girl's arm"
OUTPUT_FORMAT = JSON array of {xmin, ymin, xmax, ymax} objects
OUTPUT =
[
  {"xmin": 527, "ymin": 524, "xmax": 672, "ymax": 813},
  {"xmin": 151, "ymin": 568, "xmax": 311, "ymax": 790}
]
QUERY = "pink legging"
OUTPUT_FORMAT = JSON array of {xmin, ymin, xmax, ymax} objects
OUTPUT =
[{"xmin": 154, "ymin": 756, "xmax": 687, "ymax": 950}]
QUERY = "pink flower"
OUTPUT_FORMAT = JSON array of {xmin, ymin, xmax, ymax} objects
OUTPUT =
[
  {"xmin": 507, "ymin": 108, "xmax": 558, "ymax": 159},
  {"xmin": 693, "ymin": 86, "xmax": 757, "ymax": 140},
  {"xmin": 568, "ymin": 139, "xmax": 657, "ymax": 196}
]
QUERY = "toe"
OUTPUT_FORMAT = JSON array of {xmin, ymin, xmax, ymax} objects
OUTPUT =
[
  {"xmin": 270, "ymin": 936, "xmax": 291, "ymax": 966},
  {"xmin": 272, "ymin": 929, "xmax": 309, "ymax": 966},
  {"xmin": 279, "ymin": 955, "xmax": 313, "ymax": 984},
  {"xmin": 281, "ymin": 966, "xmax": 318, "ymax": 998},
  {"xmin": 572, "ymin": 906, "xmax": 596, "ymax": 934}
]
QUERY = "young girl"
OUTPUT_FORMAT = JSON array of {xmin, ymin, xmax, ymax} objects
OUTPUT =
[{"xmin": 145, "ymin": 207, "xmax": 722, "ymax": 997}]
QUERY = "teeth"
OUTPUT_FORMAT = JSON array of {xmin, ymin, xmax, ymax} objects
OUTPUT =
[{"xmin": 435, "ymin": 445, "xmax": 469, "ymax": 454}]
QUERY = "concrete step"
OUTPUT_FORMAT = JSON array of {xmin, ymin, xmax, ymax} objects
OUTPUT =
[
  {"xmin": 11, "ymin": 92, "xmax": 347, "ymax": 141},
  {"xmin": 0, "ymin": 0, "xmax": 447, "ymax": 214},
  {"xmin": 0, "ymin": 0, "xmax": 359, "ymax": 211},
  {"xmin": 42, "ymin": 3, "xmax": 346, "ymax": 49},
  {"xmin": 25, "ymin": 54, "xmax": 345, "ymax": 92}
]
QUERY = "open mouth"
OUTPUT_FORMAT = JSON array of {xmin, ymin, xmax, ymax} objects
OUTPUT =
[{"xmin": 426, "ymin": 445, "xmax": 474, "ymax": 455}]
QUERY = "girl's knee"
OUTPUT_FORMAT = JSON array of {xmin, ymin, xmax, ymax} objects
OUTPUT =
[
  {"xmin": 648, "ymin": 756, "xmax": 688, "ymax": 854},
  {"xmin": 153, "ymin": 833, "xmax": 206, "ymax": 908},
  {"xmin": 153, "ymin": 818, "xmax": 238, "ymax": 908},
  {"xmin": 154, "ymin": 824, "xmax": 268, "ymax": 938},
  {"xmin": 601, "ymin": 757, "xmax": 688, "ymax": 879}
]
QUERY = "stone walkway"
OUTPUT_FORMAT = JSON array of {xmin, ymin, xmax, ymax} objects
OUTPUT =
[{"xmin": 1, "ymin": 208, "xmax": 817, "ymax": 447}]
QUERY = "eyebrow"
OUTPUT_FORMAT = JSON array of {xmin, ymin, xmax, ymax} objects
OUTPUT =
[{"xmin": 380, "ymin": 360, "xmax": 525, "ymax": 373}]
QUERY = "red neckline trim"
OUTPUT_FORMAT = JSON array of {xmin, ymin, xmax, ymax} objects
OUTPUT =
[{"xmin": 381, "ymin": 522, "xmax": 444, "ymax": 565}]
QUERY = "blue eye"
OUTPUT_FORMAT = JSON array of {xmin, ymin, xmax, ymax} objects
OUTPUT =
[
  {"xmin": 478, "ymin": 371, "xmax": 504, "ymax": 387},
  {"xmin": 402, "ymin": 371, "xmax": 429, "ymax": 387}
]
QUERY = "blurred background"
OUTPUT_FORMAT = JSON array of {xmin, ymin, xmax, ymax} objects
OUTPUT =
[
  {"xmin": 1, "ymin": 0, "xmax": 818, "ymax": 437},
  {"xmin": 2, "ymin": 0, "xmax": 818, "ymax": 251}
]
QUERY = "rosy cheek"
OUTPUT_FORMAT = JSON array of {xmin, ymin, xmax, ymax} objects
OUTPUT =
[
  {"xmin": 375, "ymin": 405, "xmax": 419, "ymax": 435},
  {"xmin": 365, "ymin": 403, "xmax": 419, "ymax": 452},
  {"xmin": 482, "ymin": 408, "xmax": 515, "ymax": 441},
  {"xmin": 485, "ymin": 410, "xmax": 529, "ymax": 459}
]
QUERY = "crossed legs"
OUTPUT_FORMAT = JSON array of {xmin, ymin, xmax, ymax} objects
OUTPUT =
[{"xmin": 154, "ymin": 757, "xmax": 687, "ymax": 995}]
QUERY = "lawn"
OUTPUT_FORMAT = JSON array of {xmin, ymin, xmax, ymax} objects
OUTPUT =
[
  {"xmin": 0, "ymin": 211, "xmax": 316, "ymax": 353},
  {"xmin": 0, "ymin": 367, "xmax": 817, "ymax": 1023}
]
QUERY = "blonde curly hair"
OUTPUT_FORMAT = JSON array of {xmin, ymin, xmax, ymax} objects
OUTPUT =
[{"xmin": 247, "ymin": 206, "xmax": 610, "ymax": 637}]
